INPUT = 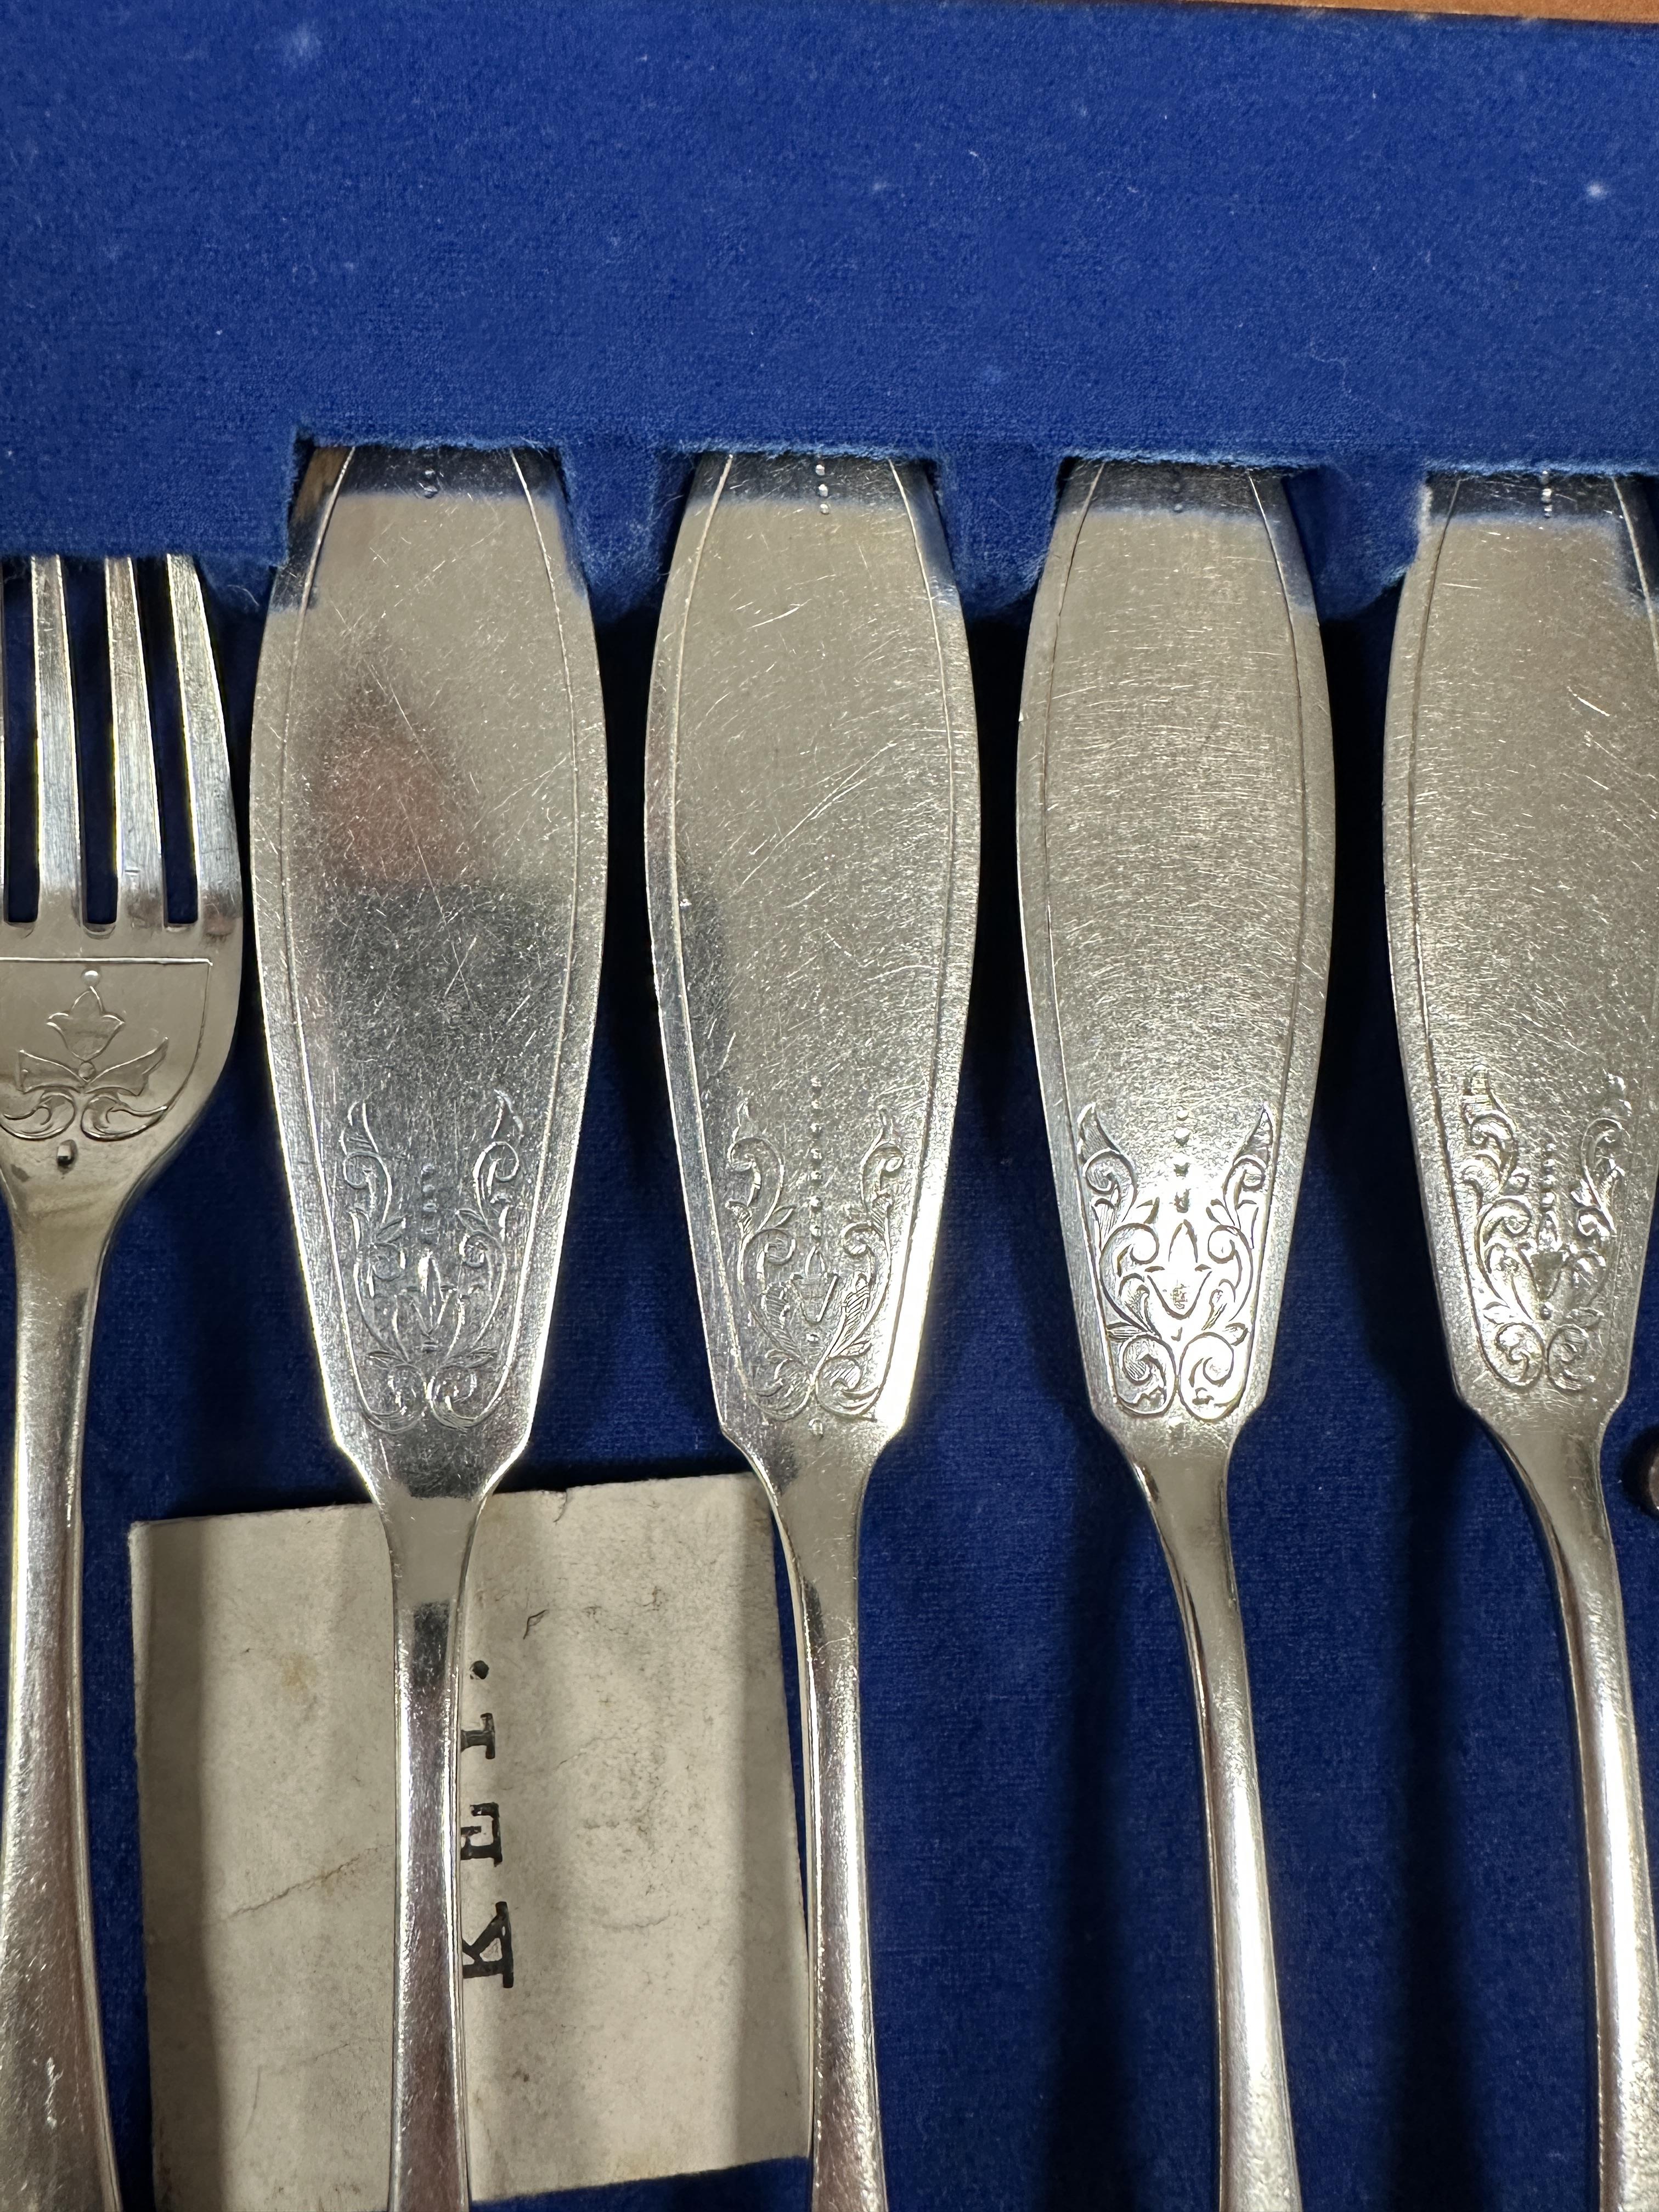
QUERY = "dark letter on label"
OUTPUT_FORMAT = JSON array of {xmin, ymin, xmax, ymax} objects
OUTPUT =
[
  {"xmin": 460, "ymin": 1802, "xmax": 503, "ymax": 1865},
  {"xmin": 461, "ymin": 1903, "xmax": 515, "ymax": 1989},
  {"xmin": 460, "ymin": 1712, "xmax": 496, "ymax": 1760}
]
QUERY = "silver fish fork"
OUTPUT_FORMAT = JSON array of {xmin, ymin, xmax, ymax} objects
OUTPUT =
[
  {"xmin": 1385, "ymin": 473, "xmax": 1659, "ymax": 2210},
  {"xmin": 0, "ymin": 555, "xmax": 242, "ymax": 2211}
]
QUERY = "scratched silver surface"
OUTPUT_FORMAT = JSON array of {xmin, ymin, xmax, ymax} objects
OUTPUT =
[
  {"xmin": 253, "ymin": 448, "xmax": 605, "ymax": 1494},
  {"xmin": 1019, "ymin": 461, "xmax": 1332, "ymax": 2212},
  {"xmin": 252, "ymin": 447, "xmax": 606, "ymax": 2212},
  {"xmin": 649, "ymin": 454, "xmax": 977, "ymax": 1474},
  {"xmin": 1385, "ymin": 473, "xmax": 1659, "ymax": 2211},
  {"xmin": 646, "ymin": 452, "xmax": 978, "ymax": 2212},
  {"xmin": 1387, "ymin": 475, "xmax": 1659, "ymax": 1440},
  {"xmin": 0, "ymin": 557, "xmax": 241, "ymax": 2212},
  {"xmin": 1020, "ymin": 462, "xmax": 1332, "ymax": 1462}
]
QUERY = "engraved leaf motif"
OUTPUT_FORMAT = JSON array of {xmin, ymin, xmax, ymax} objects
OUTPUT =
[
  {"xmin": 76, "ymin": 1042, "xmax": 168, "ymax": 1099},
  {"xmin": 1076, "ymin": 1104, "xmax": 1275, "ymax": 1424},
  {"xmin": 0, "ymin": 973, "xmax": 171, "ymax": 1143},
  {"xmin": 1152, "ymin": 1218, "xmax": 1206, "ymax": 1322},
  {"xmin": 338, "ymin": 1090, "xmax": 526, "ymax": 1432},
  {"xmin": 726, "ymin": 1100, "xmax": 905, "ymax": 1426},
  {"xmin": 1457, "ymin": 1069, "xmax": 1628, "ymax": 1395}
]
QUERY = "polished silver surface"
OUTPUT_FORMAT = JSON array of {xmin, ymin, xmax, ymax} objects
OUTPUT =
[
  {"xmin": 1385, "ymin": 473, "xmax": 1659, "ymax": 2211},
  {"xmin": 1019, "ymin": 462, "xmax": 1333, "ymax": 2212},
  {"xmin": 251, "ymin": 448, "xmax": 606, "ymax": 2212},
  {"xmin": 0, "ymin": 556, "xmax": 242, "ymax": 2211},
  {"xmin": 646, "ymin": 452, "xmax": 978, "ymax": 2212}
]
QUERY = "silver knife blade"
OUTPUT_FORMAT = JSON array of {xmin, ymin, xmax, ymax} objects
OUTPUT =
[
  {"xmin": 252, "ymin": 444, "xmax": 607, "ymax": 2212},
  {"xmin": 1019, "ymin": 459, "xmax": 1332, "ymax": 2212},
  {"xmin": 646, "ymin": 450, "xmax": 978, "ymax": 2212},
  {"xmin": 255, "ymin": 447, "xmax": 606, "ymax": 1493},
  {"xmin": 1385, "ymin": 471, "xmax": 1659, "ymax": 2210}
]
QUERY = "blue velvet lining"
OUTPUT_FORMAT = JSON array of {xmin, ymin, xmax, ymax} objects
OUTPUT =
[
  {"xmin": 6, "ymin": 1, "xmax": 1659, "ymax": 616},
  {"xmin": 5, "ymin": 3, "xmax": 1659, "ymax": 2208}
]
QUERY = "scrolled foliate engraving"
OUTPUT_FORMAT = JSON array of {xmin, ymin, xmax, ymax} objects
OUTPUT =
[
  {"xmin": 0, "ymin": 970, "xmax": 171, "ymax": 1142},
  {"xmin": 337, "ymin": 1090, "xmax": 527, "ymax": 1432},
  {"xmin": 725, "ymin": 1098, "xmax": 905, "ymax": 1427},
  {"xmin": 1077, "ymin": 1103, "xmax": 1276, "ymax": 1423},
  {"xmin": 1457, "ymin": 1068, "xmax": 1629, "ymax": 1395}
]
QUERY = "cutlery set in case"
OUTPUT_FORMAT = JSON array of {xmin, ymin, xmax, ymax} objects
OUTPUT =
[{"xmin": 1, "ymin": 452, "xmax": 1656, "ymax": 2212}]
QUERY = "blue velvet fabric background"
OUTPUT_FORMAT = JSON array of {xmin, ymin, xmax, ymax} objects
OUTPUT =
[{"xmin": 5, "ymin": 2, "xmax": 1659, "ymax": 2207}]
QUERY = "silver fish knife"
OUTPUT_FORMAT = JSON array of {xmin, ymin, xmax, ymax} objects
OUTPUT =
[
  {"xmin": 1384, "ymin": 473, "xmax": 1659, "ymax": 2210},
  {"xmin": 1019, "ymin": 461, "xmax": 1333, "ymax": 2212},
  {"xmin": 251, "ymin": 447, "xmax": 606, "ymax": 2212},
  {"xmin": 646, "ymin": 452, "xmax": 978, "ymax": 2212}
]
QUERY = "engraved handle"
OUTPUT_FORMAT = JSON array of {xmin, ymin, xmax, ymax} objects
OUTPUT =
[
  {"xmin": 773, "ymin": 1473, "xmax": 887, "ymax": 2212},
  {"xmin": 0, "ymin": 1215, "xmax": 121, "ymax": 2212},
  {"xmin": 385, "ymin": 1497, "xmax": 481, "ymax": 2212},
  {"xmin": 1504, "ymin": 1426, "xmax": 1659, "ymax": 2212},
  {"xmin": 1139, "ymin": 1444, "xmax": 1301, "ymax": 2212}
]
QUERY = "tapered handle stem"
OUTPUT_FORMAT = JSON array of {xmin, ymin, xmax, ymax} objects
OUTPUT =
[
  {"xmin": 775, "ymin": 1482, "xmax": 887, "ymax": 2212},
  {"xmin": 1505, "ymin": 1426, "xmax": 1659, "ymax": 2212},
  {"xmin": 385, "ymin": 1497, "xmax": 481, "ymax": 2212},
  {"xmin": 1141, "ymin": 1446, "xmax": 1301, "ymax": 2212},
  {"xmin": 0, "ymin": 1218, "xmax": 120, "ymax": 2212}
]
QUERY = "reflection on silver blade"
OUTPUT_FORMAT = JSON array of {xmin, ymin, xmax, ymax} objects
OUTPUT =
[
  {"xmin": 1020, "ymin": 461, "xmax": 1333, "ymax": 2212},
  {"xmin": 1385, "ymin": 472, "xmax": 1659, "ymax": 2211},
  {"xmin": 252, "ymin": 447, "xmax": 607, "ymax": 2212},
  {"xmin": 646, "ymin": 452, "xmax": 978, "ymax": 2212}
]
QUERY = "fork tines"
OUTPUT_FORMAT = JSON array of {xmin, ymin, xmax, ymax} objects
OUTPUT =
[{"xmin": 2, "ymin": 555, "xmax": 238, "ymax": 938}]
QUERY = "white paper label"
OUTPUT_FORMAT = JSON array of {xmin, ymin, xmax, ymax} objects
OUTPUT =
[{"xmin": 130, "ymin": 1476, "xmax": 809, "ymax": 2211}]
